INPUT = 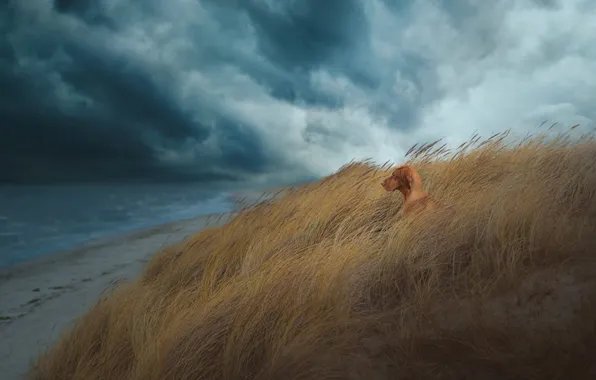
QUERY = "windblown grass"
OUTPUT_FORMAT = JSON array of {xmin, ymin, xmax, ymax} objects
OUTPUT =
[{"xmin": 30, "ymin": 128, "xmax": 596, "ymax": 380}]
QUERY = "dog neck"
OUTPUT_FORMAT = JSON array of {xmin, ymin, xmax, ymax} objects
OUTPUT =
[
  {"xmin": 408, "ymin": 167, "xmax": 425, "ymax": 193},
  {"xmin": 399, "ymin": 187, "xmax": 428, "ymax": 202}
]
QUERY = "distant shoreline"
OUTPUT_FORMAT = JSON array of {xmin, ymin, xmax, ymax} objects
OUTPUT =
[
  {"xmin": 0, "ymin": 185, "xmax": 239, "ymax": 270},
  {"xmin": 0, "ymin": 211, "xmax": 237, "ymax": 281},
  {"xmin": 0, "ymin": 186, "xmax": 290, "ymax": 272}
]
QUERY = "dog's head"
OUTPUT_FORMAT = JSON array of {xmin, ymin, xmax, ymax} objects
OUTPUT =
[{"xmin": 381, "ymin": 165, "xmax": 413, "ymax": 193}]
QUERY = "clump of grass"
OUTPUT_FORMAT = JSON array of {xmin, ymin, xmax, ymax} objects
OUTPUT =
[{"xmin": 30, "ymin": 128, "xmax": 596, "ymax": 380}]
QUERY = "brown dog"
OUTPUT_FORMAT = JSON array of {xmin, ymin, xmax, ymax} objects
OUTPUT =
[{"xmin": 381, "ymin": 165, "xmax": 440, "ymax": 217}]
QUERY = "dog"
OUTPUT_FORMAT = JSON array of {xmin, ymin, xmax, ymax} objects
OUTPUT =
[{"xmin": 381, "ymin": 165, "xmax": 441, "ymax": 217}]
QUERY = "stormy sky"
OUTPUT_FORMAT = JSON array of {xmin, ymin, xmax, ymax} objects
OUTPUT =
[{"xmin": 2, "ymin": 0, "xmax": 595, "ymax": 185}]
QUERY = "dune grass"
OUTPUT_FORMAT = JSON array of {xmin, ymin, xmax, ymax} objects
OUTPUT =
[{"xmin": 29, "ymin": 129, "xmax": 596, "ymax": 380}]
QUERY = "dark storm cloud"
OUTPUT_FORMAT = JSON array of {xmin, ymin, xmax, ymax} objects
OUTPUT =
[
  {"xmin": 1, "ymin": 0, "xmax": 383, "ymax": 184},
  {"xmin": 1, "ymin": 0, "xmax": 303, "ymax": 183},
  {"xmin": 200, "ymin": 0, "xmax": 377, "ymax": 106},
  {"xmin": 237, "ymin": 0, "xmax": 376, "ymax": 85},
  {"xmin": 54, "ymin": 0, "xmax": 118, "ymax": 29},
  {"xmin": 3, "ymin": 0, "xmax": 595, "ymax": 184}
]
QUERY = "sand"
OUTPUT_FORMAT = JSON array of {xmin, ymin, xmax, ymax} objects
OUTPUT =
[{"xmin": 0, "ymin": 213, "xmax": 232, "ymax": 380}]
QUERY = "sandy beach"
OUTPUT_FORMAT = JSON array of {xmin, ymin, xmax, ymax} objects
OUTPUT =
[{"xmin": 0, "ymin": 212, "xmax": 232, "ymax": 380}]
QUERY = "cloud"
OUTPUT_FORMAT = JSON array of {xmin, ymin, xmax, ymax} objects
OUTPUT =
[{"xmin": 2, "ymin": 0, "xmax": 595, "ymax": 184}]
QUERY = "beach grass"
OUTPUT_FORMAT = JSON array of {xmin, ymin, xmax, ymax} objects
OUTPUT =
[{"xmin": 29, "ymin": 127, "xmax": 596, "ymax": 380}]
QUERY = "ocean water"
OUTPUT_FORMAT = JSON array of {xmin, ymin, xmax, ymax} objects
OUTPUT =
[{"xmin": 0, "ymin": 184, "xmax": 234, "ymax": 268}]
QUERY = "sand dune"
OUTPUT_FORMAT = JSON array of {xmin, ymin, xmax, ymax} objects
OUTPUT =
[{"xmin": 27, "ymin": 130, "xmax": 596, "ymax": 380}]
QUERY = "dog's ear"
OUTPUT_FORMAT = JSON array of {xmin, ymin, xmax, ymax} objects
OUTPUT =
[
  {"xmin": 394, "ymin": 166, "xmax": 413, "ymax": 189},
  {"xmin": 393, "ymin": 166, "xmax": 407, "ymax": 177}
]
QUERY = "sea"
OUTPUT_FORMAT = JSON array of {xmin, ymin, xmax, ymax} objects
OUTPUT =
[{"xmin": 0, "ymin": 184, "xmax": 235, "ymax": 268}]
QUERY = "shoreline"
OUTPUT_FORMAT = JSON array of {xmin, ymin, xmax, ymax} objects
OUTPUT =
[
  {"xmin": 0, "ymin": 211, "xmax": 237, "ymax": 281},
  {"xmin": 0, "ymin": 211, "xmax": 233, "ymax": 379}
]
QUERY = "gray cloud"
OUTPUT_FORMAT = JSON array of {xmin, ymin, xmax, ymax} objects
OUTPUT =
[{"xmin": 2, "ymin": 0, "xmax": 596, "ymax": 185}]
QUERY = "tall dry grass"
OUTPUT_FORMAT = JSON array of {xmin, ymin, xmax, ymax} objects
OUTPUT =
[{"xmin": 30, "ymin": 129, "xmax": 596, "ymax": 380}]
